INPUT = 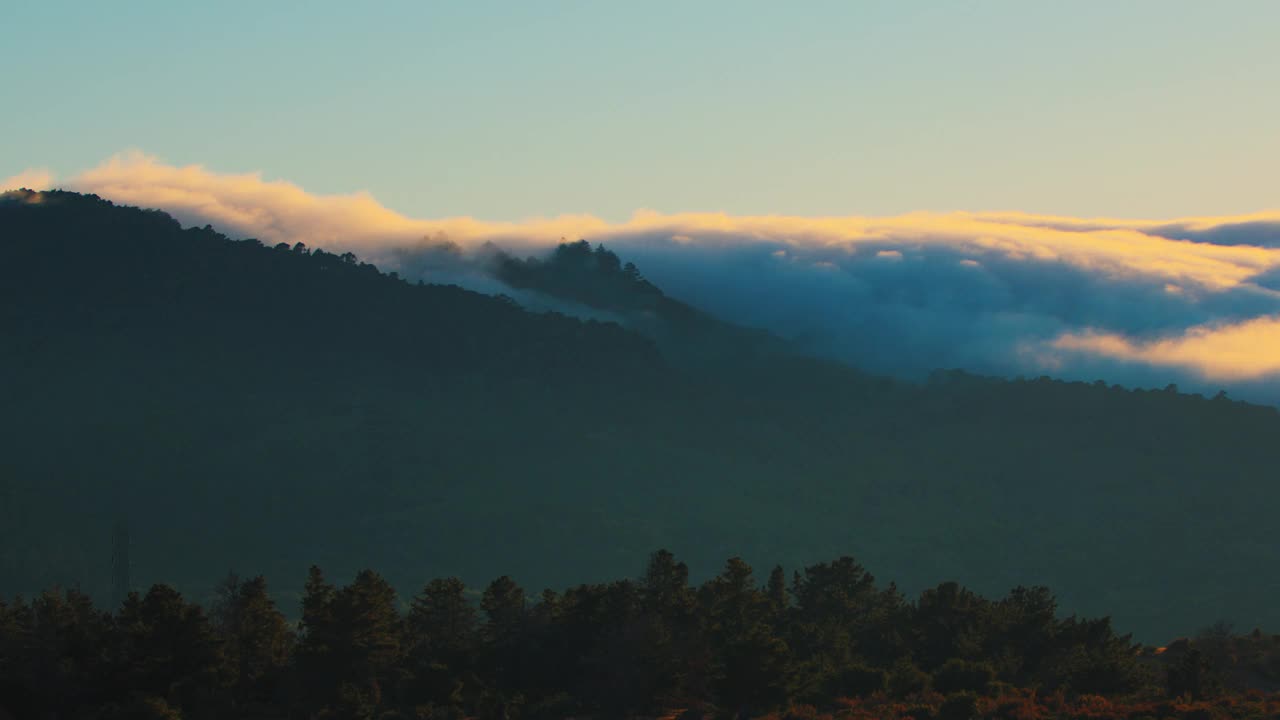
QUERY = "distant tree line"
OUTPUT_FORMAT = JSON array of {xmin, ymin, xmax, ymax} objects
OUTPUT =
[{"xmin": 6, "ymin": 550, "xmax": 1280, "ymax": 720}]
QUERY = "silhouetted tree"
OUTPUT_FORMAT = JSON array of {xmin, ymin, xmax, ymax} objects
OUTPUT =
[
  {"xmin": 115, "ymin": 584, "xmax": 221, "ymax": 714},
  {"xmin": 211, "ymin": 574, "xmax": 293, "ymax": 712},
  {"xmin": 701, "ymin": 558, "xmax": 790, "ymax": 713},
  {"xmin": 330, "ymin": 569, "xmax": 404, "ymax": 709},
  {"xmin": 405, "ymin": 577, "xmax": 477, "ymax": 710},
  {"xmin": 480, "ymin": 575, "xmax": 527, "ymax": 694},
  {"xmin": 914, "ymin": 582, "xmax": 990, "ymax": 670},
  {"xmin": 296, "ymin": 566, "xmax": 339, "ymax": 711}
]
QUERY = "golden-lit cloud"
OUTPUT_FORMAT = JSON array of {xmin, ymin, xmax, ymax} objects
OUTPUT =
[
  {"xmin": 23, "ymin": 150, "xmax": 1280, "ymax": 393},
  {"xmin": 1052, "ymin": 316, "xmax": 1280, "ymax": 381},
  {"xmin": 66, "ymin": 151, "xmax": 613, "ymax": 255},
  {"xmin": 62, "ymin": 151, "xmax": 1280, "ymax": 292},
  {"xmin": 69, "ymin": 150, "xmax": 434, "ymax": 250},
  {"xmin": 1, "ymin": 168, "xmax": 54, "ymax": 192}
]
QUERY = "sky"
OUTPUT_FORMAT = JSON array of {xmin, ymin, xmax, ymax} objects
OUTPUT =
[
  {"xmin": 4, "ymin": 1, "xmax": 1279, "ymax": 220},
  {"xmin": 4, "ymin": 2, "xmax": 1280, "ymax": 401}
]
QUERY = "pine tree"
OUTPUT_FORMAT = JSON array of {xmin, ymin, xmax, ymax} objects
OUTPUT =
[
  {"xmin": 295, "ymin": 566, "xmax": 339, "ymax": 711},
  {"xmin": 116, "ymin": 584, "xmax": 221, "ymax": 713},
  {"xmin": 407, "ymin": 577, "xmax": 477, "ymax": 672},
  {"xmin": 480, "ymin": 575, "xmax": 527, "ymax": 693},
  {"xmin": 481, "ymin": 576, "xmax": 526, "ymax": 649},
  {"xmin": 766, "ymin": 565, "xmax": 790, "ymax": 621},
  {"xmin": 332, "ymin": 569, "xmax": 404, "ymax": 707},
  {"xmin": 212, "ymin": 575, "xmax": 293, "ymax": 710},
  {"xmin": 406, "ymin": 577, "xmax": 477, "ymax": 709},
  {"xmin": 702, "ymin": 558, "xmax": 791, "ymax": 713},
  {"xmin": 640, "ymin": 549, "xmax": 698, "ymax": 706}
]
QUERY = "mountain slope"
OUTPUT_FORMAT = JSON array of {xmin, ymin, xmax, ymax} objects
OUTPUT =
[
  {"xmin": 3, "ymin": 189, "xmax": 1279, "ymax": 642},
  {"xmin": 491, "ymin": 238, "xmax": 793, "ymax": 368}
]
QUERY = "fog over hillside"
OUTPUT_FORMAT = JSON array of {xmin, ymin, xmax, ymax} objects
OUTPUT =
[{"xmin": 7, "ymin": 153, "xmax": 1280, "ymax": 403}]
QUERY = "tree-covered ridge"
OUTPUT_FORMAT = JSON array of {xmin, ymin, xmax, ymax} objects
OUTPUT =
[
  {"xmin": 0, "ymin": 189, "xmax": 660, "ymax": 380},
  {"xmin": 4, "ymin": 190, "xmax": 1280, "ymax": 644},
  {"xmin": 493, "ymin": 239, "xmax": 666, "ymax": 312},
  {"xmin": 5, "ymin": 551, "xmax": 1280, "ymax": 720},
  {"xmin": 491, "ymin": 238, "xmax": 789, "ymax": 368}
]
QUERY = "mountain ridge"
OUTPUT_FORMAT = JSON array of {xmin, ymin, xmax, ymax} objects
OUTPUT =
[{"xmin": 3, "ymin": 189, "xmax": 1279, "ymax": 643}]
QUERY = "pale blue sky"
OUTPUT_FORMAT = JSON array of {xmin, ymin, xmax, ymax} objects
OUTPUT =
[{"xmin": 4, "ymin": 0, "xmax": 1278, "ymax": 221}]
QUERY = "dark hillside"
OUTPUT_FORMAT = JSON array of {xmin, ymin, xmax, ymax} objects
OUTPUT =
[
  {"xmin": 492, "ymin": 238, "xmax": 789, "ymax": 368},
  {"xmin": 2, "ymin": 190, "xmax": 1278, "ymax": 642}
]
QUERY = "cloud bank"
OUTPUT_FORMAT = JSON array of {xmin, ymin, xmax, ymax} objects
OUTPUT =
[
  {"xmin": 12, "ymin": 152, "xmax": 1280, "ymax": 401},
  {"xmin": 2, "ymin": 168, "xmax": 53, "ymax": 193},
  {"xmin": 1054, "ymin": 316, "xmax": 1280, "ymax": 382}
]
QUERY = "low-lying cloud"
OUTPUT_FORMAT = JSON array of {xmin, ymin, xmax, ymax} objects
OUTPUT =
[
  {"xmin": 1054, "ymin": 316, "xmax": 1280, "ymax": 382},
  {"xmin": 11, "ymin": 151, "xmax": 1280, "ymax": 402},
  {"xmin": 2, "ymin": 168, "xmax": 53, "ymax": 193}
]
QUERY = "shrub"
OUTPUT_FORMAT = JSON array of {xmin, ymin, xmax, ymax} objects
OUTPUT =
[
  {"xmin": 901, "ymin": 705, "xmax": 934, "ymax": 720},
  {"xmin": 889, "ymin": 659, "xmax": 932, "ymax": 698},
  {"xmin": 938, "ymin": 692, "xmax": 979, "ymax": 720},
  {"xmin": 934, "ymin": 659, "xmax": 996, "ymax": 695},
  {"xmin": 831, "ymin": 664, "xmax": 889, "ymax": 698},
  {"xmin": 780, "ymin": 704, "xmax": 821, "ymax": 720}
]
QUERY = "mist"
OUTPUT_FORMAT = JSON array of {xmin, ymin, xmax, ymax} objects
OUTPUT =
[{"xmin": 12, "ymin": 151, "xmax": 1280, "ymax": 403}]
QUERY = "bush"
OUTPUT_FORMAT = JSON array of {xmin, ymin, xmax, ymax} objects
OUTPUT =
[
  {"xmin": 830, "ymin": 663, "xmax": 888, "ymax": 697},
  {"xmin": 779, "ymin": 704, "xmax": 821, "ymax": 720},
  {"xmin": 990, "ymin": 688, "xmax": 1044, "ymax": 720},
  {"xmin": 522, "ymin": 692, "xmax": 580, "ymax": 720},
  {"xmin": 1166, "ymin": 649, "xmax": 1222, "ymax": 701},
  {"xmin": 934, "ymin": 659, "xmax": 996, "ymax": 695},
  {"xmin": 889, "ymin": 659, "xmax": 932, "ymax": 698},
  {"xmin": 938, "ymin": 692, "xmax": 979, "ymax": 720},
  {"xmin": 902, "ymin": 705, "xmax": 934, "ymax": 720}
]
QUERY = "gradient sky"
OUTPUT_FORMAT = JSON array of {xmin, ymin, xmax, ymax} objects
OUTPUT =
[{"xmin": 4, "ymin": 1, "xmax": 1278, "ymax": 222}]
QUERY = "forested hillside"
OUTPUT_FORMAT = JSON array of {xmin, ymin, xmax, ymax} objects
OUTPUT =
[
  {"xmin": 491, "ymin": 239, "xmax": 787, "ymax": 368},
  {"xmin": 3, "ymin": 189, "xmax": 1279, "ymax": 643}
]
